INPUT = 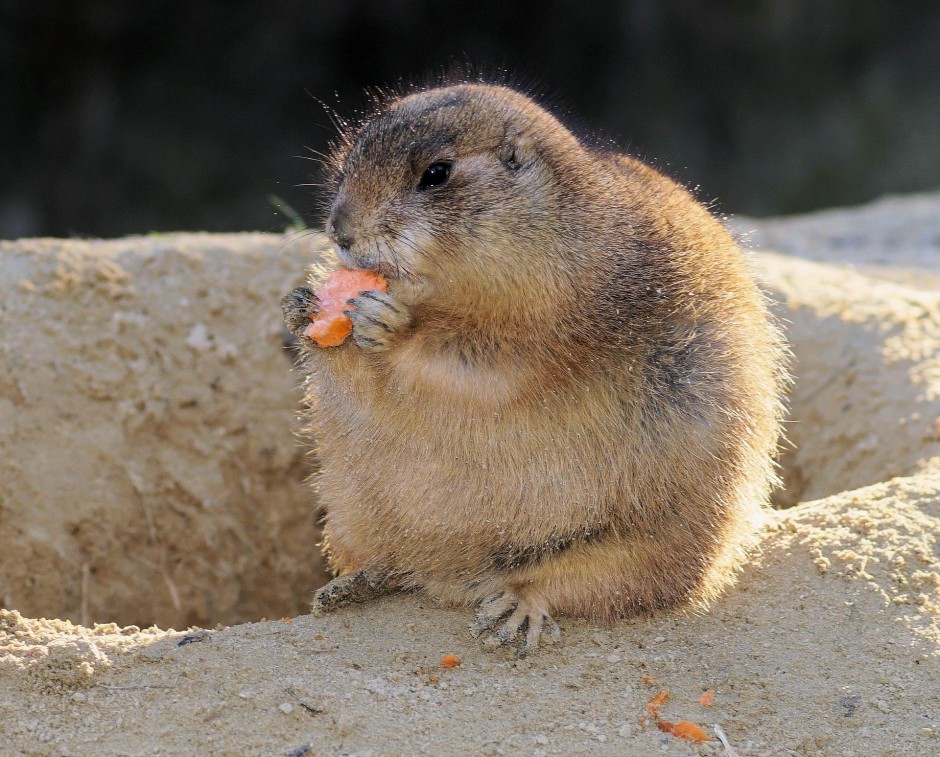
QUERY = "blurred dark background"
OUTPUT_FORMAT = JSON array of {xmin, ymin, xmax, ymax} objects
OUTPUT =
[{"xmin": 3, "ymin": 0, "xmax": 940, "ymax": 239}]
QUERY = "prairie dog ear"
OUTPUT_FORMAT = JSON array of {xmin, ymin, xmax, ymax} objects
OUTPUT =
[{"xmin": 498, "ymin": 129, "xmax": 536, "ymax": 171}]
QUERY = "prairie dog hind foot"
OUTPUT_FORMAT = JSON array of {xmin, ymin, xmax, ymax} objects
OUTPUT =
[
  {"xmin": 311, "ymin": 569, "xmax": 395, "ymax": 615},
  {"xmin": 470, "ymin": 590, "xmax": 561, "ymax": 656}
]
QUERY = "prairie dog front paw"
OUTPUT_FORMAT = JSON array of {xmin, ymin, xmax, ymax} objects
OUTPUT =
[
  {"xmin": 281, "ymin": 287, "xmax": 320, "ymax": 345},
  {"xmin": 345, "ymin": 290, "xmax": 411, "ymax": 352}
]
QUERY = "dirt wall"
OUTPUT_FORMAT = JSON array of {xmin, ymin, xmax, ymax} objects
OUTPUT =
[{"xmin": 0, "ymin": 232, "xmax": 331, "ymax": 629}]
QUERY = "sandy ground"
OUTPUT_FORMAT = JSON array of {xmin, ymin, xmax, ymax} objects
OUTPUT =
[{"xmin": 2, "ymin": 194, "xmax": 939, "ymax": 756}]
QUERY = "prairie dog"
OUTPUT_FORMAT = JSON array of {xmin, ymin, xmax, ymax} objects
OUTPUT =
[{"xmin": 282, "ymin": 82, "xmax": 787, "ymax": 653}]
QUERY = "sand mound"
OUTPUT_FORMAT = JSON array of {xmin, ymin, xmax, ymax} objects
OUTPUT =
[
  {"xmin": 0, "ymin": 233, "xmax": 330, "ymax": 629},
  {"xmin": 2, "ymin": 195, "xmax": 939, "ymax": 755}
]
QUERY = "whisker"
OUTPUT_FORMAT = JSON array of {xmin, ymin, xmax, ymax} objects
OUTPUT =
[
  {"xmin": 382, "ymin": 228, "xmax": 415, "ymax": 278},
  {"xmin": 379, "ymin": 236, "xmax": 407, "ymax": 280},
  {"xmin": 400, "ymin": 237, "xmax": 439, "ymax": 277},
  {"xmin": 278, "ymin": 227, "xmax": 323, "ymax": 255},
  {"xmin": 304, "ymin": 89, "xmax": 350, "ymax": 134},
  {"xmin": 303, "ymin": 145, "xmax": 334, "ymax": 161},
  {"xmin": 385, "ymin": 226, "xmax": 447, "ymax": 276}
]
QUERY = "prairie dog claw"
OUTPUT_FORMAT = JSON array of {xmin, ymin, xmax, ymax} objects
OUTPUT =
[
  {"xmin": 470, "ymin": 590, "xmax": 560, "ymax": 656},
  {"xmin": 345, "ymin": 290, "xmax": 411, "ymax": 352}
]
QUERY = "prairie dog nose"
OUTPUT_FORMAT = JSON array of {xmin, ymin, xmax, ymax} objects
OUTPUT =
[{"xmin": 327, "ymin": 200, "xmax": 355, "ymax": 248}]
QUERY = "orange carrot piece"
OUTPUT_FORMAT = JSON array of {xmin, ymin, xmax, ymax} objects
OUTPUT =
[
  {"xmin": 699, "ymin": 689, "xmax": 715, "ymax": 707},
  {"xmin": 440, "ymin": 654, "xmax": 462, "ymax": 668},
  {"xmin": 647, "ymin": 689, "xmax": 669, "ymax": 714},
  {"xmin": 658, "ymin": 720, "xmax": 711, "ymax": 743},
  {"xmin": 303, "ymin": 269, "xmax": 389, "ymax": 348}
]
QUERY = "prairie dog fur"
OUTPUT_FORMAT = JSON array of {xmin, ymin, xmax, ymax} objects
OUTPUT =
[{"xmin": 282, "ymin": 81, "xmax": 787, "ymax": 653}]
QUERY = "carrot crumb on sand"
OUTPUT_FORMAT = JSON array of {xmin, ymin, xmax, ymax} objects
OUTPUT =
[
  {"xmin": 657, "ymin": 720, "xmax": 711, "ymax": 744},
  {"xmin": 440, "ymin": 654, "xmax": 462, "ymax": 668},
  {"xmin": 699, "ymin": 689, "xmax": 715, "ymax": 707},
  {"xmin": 283, "ymin": 617, "xmax": 292, "ymax": 625},
  {"xmin": 641, "ymin": 674, "xmax": 657, "ymax": 685},
  {"xmin": 314, "ymin": 634, "xmax": 324, "ymax": 641},
  {"xmin": 303, "ymin": 269, "xmax": 389, "ymax": 348},
  {"xmin": 647, "ymin": 689, "xmax": 669, "ymax": 714}
]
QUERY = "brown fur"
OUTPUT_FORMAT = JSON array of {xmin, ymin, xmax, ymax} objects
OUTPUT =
[{"xmin": 285, "ymin": 83, "xmax": 787, "ymax": 640}]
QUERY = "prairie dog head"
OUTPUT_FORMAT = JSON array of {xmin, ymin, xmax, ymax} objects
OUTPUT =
[{"xmin": 324, "ymin": 84, "xmax": 587, "ymax": 309}]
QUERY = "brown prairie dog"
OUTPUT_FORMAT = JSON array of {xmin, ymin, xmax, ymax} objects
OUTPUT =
[{"xmin": 281, "ymin": 81, "xmax": 788, "ymax": 654}]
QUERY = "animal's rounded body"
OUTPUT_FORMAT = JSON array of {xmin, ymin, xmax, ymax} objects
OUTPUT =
[{"xmin": 282, "ymin": 82, "xmax": 787, "ymax": 651}]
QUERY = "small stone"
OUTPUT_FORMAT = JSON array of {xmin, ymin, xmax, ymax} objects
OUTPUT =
[
  {"xmin": 534, "ymin": 734, "xmax": 549, "ymax": 745},
  {"xmin": 185, "ymin": 324, "xmax": 213, "ymax": 351},
  {"xmin": 71, "ymin": 693, "xmax": 87, "ymax": 704},
  {"xmin": 278, "ymin": 702, "xmax": 294, "ymax": 714},
  {"xmin": 238, "ymin": 690, "xmax": 252, "ymax": 699},
  {"xmin": 606, "ymin": 653, "xmax": 622, "ymax": 663}
]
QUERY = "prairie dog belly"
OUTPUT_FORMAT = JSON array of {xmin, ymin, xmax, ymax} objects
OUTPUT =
[{"xmin": 311, "ymin": 357, "xmax": 630, "ymax": 581}]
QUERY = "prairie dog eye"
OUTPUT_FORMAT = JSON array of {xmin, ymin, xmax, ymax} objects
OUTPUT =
[{"xmin": 418, "ymin": 162, "xmax": 452, "ymax": 190}]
